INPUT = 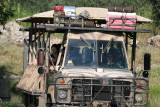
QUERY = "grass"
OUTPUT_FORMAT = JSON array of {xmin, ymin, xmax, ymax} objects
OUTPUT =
[
  {"xmin": 0, "ymin": 79, "xmax": 22, "ymax": 107},
  {"xmin": 0, "ymin": 101, "xmax": 21, "ymax": 107},
  {"xmin": 148, "ymin": 66, "xmax": 160, "ymax": 107},
  {"xmin": 0, "ymin": 44, "xmax": 23, "ymax": 107},
  {"xmin": 126, "ymin": 28, "xmax": 160, "ymax": 106},
  {"xmin": 0, "ymin": 44, "xmax": 23, "ymax": 75}
]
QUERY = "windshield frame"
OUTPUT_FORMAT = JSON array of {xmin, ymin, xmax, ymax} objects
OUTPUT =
[{"xmin": 62, "ymin": 32, "xmax": 129, "ymax": 70}]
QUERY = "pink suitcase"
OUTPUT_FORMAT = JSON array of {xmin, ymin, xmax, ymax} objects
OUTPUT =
[{"xmin": 106, "ymin": 12, "xmax": 137, "ymax": 29}]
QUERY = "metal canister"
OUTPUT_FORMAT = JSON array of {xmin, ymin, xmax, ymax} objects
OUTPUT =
[
  {"xmin": 64, "ymin": 19, "xmax": 95, "ymax": 28},
  {"xmin": 38, "ymin": 49, "xmax": 44, "ymax": 66},
  {"xmin": 84, "ymin": 20, "xmax": 95, "ymax": 28},
  {"xmin": 124, "ymin": 6, "xmax": 134, "ymax": 13},
  {"xmin": 108, "ymin": 6, "xmax": 134, "ymax": 13}
]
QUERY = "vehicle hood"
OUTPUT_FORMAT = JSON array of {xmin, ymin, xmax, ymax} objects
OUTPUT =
[{"xmin": 61, "ymin": 68, "xmax": 133, "ymax": 78}]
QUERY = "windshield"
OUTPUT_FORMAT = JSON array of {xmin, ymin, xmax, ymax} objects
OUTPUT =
[{"xmin": 64, "ymin": 39, "xmax": 128, "ymax": 69}]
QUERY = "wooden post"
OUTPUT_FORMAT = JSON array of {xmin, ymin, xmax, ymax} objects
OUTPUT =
[
  {"xmin": 23, "ymin": 39, "xmax": 28, "ymax": 73},
  {"xmin": 33, "ymin": 22, "xmax": 37, "ymax": 61},
  {"xmin": 46, "ymin": 32, "xmax": 50, "ymax": 67},
  {"xmin": 28, "ymin": 28, "xmax": 33, "ymax": 64}
]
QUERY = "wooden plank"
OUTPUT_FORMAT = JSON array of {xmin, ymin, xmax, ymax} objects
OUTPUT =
[{"xmin": 17, "ymin": 65, "xmax": 46, "ymax": 94}]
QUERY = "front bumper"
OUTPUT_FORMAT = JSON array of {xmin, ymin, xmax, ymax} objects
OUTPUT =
[{"xmin": 53, "ymin": 76, "xmax": 148, "ymax": 106}]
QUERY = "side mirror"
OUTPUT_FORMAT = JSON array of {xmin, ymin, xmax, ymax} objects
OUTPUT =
[{"xmin": 143, "ymin": 53, "xmax": 151, "ymax": 78}]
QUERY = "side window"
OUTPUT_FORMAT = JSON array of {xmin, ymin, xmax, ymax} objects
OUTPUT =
[{"xmin": 49, "ymin": 44, "xmax": 61, "ymax": 66}]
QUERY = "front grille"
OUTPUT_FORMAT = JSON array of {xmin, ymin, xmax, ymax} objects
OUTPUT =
[
  {"xmin": 72, "ymin": 79, "xmax": 112, "ymax": 103},
  {"xmin": 72, "ymin": 79, "xmax": 91, "ymax": 102},
  {"xmin": 112, "ymin": 80, "xmax": 131, "ymax": 103},
  {"xmin": 71, "ymin": 79, "xmax": 131, "ymax": 103},
  {"xmin": 54, "ymin": 77, "xmax": 148, "ymax": 106}
]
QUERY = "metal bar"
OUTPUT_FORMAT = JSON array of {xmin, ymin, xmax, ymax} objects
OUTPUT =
[
  {"xmin": 69, "ymin": 17, "xmax": 71, "ymax": 27},
  {"xmin": 37, "ymin": 25, "xmax": 152, "ymax": 33},
  {"xmin": 109, "ymin": 17, "xmax": 137, "ymax": 20},
  {"xmin": 38, "ymin": 29, "xmax": 41, "ymax": 48},
  {"xmin": 55, "ymin": 21, "xmax": 83, "ymax": 24},
  {"xmin": 87, "ymin": 86, "xmax": 104, "ymax": 107},
  {"xmin": 30, "ymin": 33, "xmax": 43, "ymax": 43},
  {"xmin": 81, "ymin": 79, "xmax": 84, "ymax": 106},
  {"xmin": 133, "ymin": 78, "xmax": 136, "ymax": 105},
  {"xmin": 133, "ymin": 18, "xmax": 135, "ymax": 29},
  {"xmin": 131, "ymin": 33, "xmax": 136, "ymax": 73},
  {"xmin": 21, "ymin": 27, "xmax": 152, "ymax": 33},
  {"xmin": 23, "ymin": 39, "xmax": 28, "ymax": 73},
  {"xmin": 19, "ymin": 28, "xmax": 30, "ymax": 31},
  {"xmin": 33, "ymin": 23, "xmax": 37, "ymax": 60},
  {"xmin": 42, "ymin": 29, "xmax": 45, "ymax": 48},
  {"xmin": 82, "ymin": 18, "xmax": 84, "ymax": 28},
  {"xmin": 109, "ymin": 24, "xmax": 136, "ymax": 27},
  {"xmin": 122, "ymin": 80, "xmax": 124, "ymax": 104},
  {"xmin": 49, "ymin": 32, "xmax": 50, "ymax": 53},
  {"xmin": 55, "ymin": 76, "xmax": 148, "ymax": 81},
  {"xmin": 28, "ymin": 28, "xmax": 33, "ymax": 64},
  {"xmin": 103, "ymin": 37, "xmax": 114, "ymax": 53},
  {"xmin": 91, "ymin": 79, "xmax": 93, "ymax": 101},
  {"xmin": 46, "ymin": 32, "xmax": 50, "ymax": 67},
  {"xmin": 122, "ymin": 16, "xmax": 124, "ymax": 29},
  {"xmin": 125, "ymin": 33, "xmax": 128, "ymax": 52}
]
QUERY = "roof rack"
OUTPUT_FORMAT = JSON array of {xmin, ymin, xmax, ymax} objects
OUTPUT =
[
  {"xmin": 36, "ymin": 25, "xmax": 151, "ymax": 33},
  {"xmin": 35, "ymin": 14, "xmax": 152, "ymax": 33}
]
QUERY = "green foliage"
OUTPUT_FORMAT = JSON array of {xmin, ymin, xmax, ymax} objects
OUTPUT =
[
  {"xmin": 149, "ymin": 0, "xmax": 160, "ymax": 35},
  {"xmin": 0, "ymin": 101, "xmax": 21, "ymax": 107},
  {"xmin": 15, "ymin": 0, "xmax": 53, "ymax": 13},
  {"xmin": 0, "ymin": 0, "xmax": 14, "ymax": 34},
  {"xmin": 0, "ymin": 0, "xmax": 14, "ymax": 25}
]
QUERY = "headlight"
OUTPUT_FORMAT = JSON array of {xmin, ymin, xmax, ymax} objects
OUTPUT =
[
  {"xmin": 59, "ymin": 90, "xmax": 67, "ymax": 99},
  {"xmin": 135, "ymin": 94, "xmax": 143, "ymax": 102}
]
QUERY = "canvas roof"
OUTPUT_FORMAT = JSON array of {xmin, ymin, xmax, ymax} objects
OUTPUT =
[{"xmin": 16, "ymin": 7, "xmax": 152, "ymax": 23}]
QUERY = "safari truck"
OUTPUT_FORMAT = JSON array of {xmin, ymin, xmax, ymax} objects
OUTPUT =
[{"xmin": 16, "ymin": 6, "xmax": 152, "ymax": 107}]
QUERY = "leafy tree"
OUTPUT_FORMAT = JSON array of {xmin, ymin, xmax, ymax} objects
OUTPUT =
[
  {"xmin": 149, "ymin": 0, "xmax": 160, "ymax": 35},
  {"xmin": 0, "ymin": 0, "xmax": 14, "ymax": 34}
]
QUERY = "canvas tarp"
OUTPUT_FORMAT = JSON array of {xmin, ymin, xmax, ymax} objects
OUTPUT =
[{"xmin": 16, "ymin": 7, "xmax": 152, "ymax": 23}]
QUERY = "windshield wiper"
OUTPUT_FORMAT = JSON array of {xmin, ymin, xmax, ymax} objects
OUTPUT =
[
  {"xmin": 80, "ymin": 36, "xmax": 95, "ymax": 52},
  {"xmin": 102, "ymin": 37, "xmax": 114, "ymax": 53}
]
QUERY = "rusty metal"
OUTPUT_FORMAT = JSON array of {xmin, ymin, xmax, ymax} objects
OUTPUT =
[
  {"xmin": 108, "ymin": 6, "xmax": 134, "ymax": 13},
  {"xmin": 84, "ymin": 20, "xmax": 95, "ymax": 28},
  {"xmin": 38, "ymin": 49, "xmax": 44, "ymax": 66}
]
